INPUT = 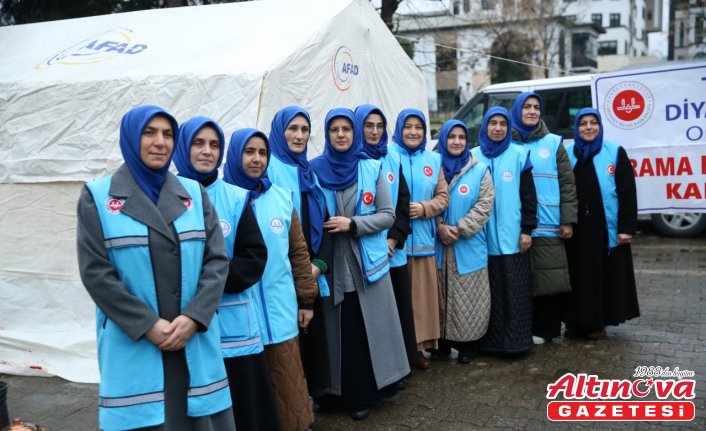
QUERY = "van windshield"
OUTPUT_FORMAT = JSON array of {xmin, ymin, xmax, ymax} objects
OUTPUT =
[{"xmin": 456, "ymin": 92, "xmax": 517, "ymax": 147}]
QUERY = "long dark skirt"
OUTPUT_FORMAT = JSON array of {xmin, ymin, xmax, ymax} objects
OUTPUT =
[
  {"xmin": 224, "ymin": 353, "xmax": 281, "ymax": 431},
  {"xmin": 533, "ymin": 294, "xmax": 563, "ymax": 340},
  {"xmin": 390, "ymin": 264, "xmax": 417, "ymax": 371},
  {"xmin": 320, "ymin": 291, "xmax": 399, "ymax": 410},
  {"xmin": 300, "ymin": 296, "xmax": 331, "ymax": 393},
  {"xmin": 480, "ymin": 253, "xmax": 534, "ymax": 355}
]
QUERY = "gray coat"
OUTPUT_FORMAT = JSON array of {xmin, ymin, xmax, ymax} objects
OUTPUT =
[
  {"xmin": 76, "ymin": 164, "xmax": 233, "ymax": 431},
  {"xmin": 320, "ymin": 171, "xmax": 410, "ymax": 395}
]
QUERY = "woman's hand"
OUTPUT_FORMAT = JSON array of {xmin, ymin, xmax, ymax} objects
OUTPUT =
[
  {"xmin": 323, "ymin": 216, "xmax": 352, "ymax": 233},
  {"xmin": 438, "ymin": 224, "xmax": 460, "ymax": 246},
  {"xmin": 311, "ymin": 263, "xmax": 322, "ymax": 279},
  {"xmin": 156, "ymin": 315, "xmax": 198, "ymax": 351},
  {"xmin": 386, "ymin": 238, "xmax": 397, "ymax": 257},
  {"xmin": 617, "ymin": 233, "xmax": 632, "ymax": 245},
  {"xmin": 559, "ymin": 224, "xmax": 573, "ymax": 239},
  {"xmin": 519, "ymin": 233, "xmax": 532, "ymax": 254},
  {"xmin": 298, "ymin": 309, "xmax": 314, "ymax": 329},
  {"xmin": 410, "ymin": 202, "xmax": 425, "ymax": 220}
]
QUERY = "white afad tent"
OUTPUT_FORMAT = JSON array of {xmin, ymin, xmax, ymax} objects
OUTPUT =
[{"xmin": 0, "ymin": 0, "xmax": 428, "ymax": 383}]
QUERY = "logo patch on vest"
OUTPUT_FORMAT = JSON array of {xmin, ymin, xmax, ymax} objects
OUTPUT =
[
  {"xmin": 362, "ymin": 191, "xmax": 374, "ymax": 206},
  {"xmin": 538, "ymin": 147, "xmax": 551, "ymax": 159},
  {"xmin": 607, "ymin": 164, "xmax": 616, "ymax": 176},
  {"xmin": 387, "ymin": 171, "xmax": 395, "ymax": 183},
  {"xmin": 502, "ymin": 171, "xmax": 514, "ymax": 182},
  {"xmin": 181, "ymin": 198, "xmax": 193, "ymax": 210},
  {"xmin": 458, "ymin": 184, "xmax": 470, "ymax": 196},
  {"xmin": 423, "ymin": 166, "xmax": 433, "ymax": 177},
  {"xmin": 219, "ymin": 220, "xmax": 232, "ymax": 237},
  {"xmin": 106, "ymin": 198, "xmax": 124, "ymax": 214},
  {"xmin": 270, "ymin": 218, "xmax": 285, "ymax": 234}
]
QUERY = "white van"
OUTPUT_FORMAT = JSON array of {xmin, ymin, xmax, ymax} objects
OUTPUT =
[{"xmin": 451, "ymin": 74, "xmax": 706, "ymax": 238}]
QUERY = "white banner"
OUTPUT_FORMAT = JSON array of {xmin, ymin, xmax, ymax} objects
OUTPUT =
[{"xmin": 592, "ymin": 63, "xmax": 706, "ymax": 213}]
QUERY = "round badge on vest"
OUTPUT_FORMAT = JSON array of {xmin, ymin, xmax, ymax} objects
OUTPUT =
[
  {"xmin": 181, "ymin": 198, "xmax": 193, "ymax": 210},
  {"xmin": 538, "ymin": 147, "xmax": 551, "ymax": 159},
  {"xmin": 607, "ymin": 164, "xmax": 616, "ymax": 175},
  {"xmin": 106, "ymin": 198, "xmax": 124, "ymax": 214},
  {"xmin": 219, "ymin": 220, "xmax": 232, "ymax": 237},
  {"xmin": 362, "ymin": 191, "xmax": 374, "ymax": 206},
  {"xmin": 502, "ymin": 171, "xmax": 514, "ymax": 182},
  {"xmin": 423, "ymin": 166, "xmax": 433, "ymax": 177},
  {"xmin": 386, "ymin": 172, "xmax": 395, "ymax": 183},
  {"xmin": 270, "ymin": 217, "xmax": 285, "ymax": 234},
  {"xmin": 458, "ymin": 184, "xmax": 469, "ymax": 196}
]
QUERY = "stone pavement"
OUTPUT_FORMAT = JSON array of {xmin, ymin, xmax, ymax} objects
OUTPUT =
[{"xmin": 2, "ymin": 223, "xmax": 705, "ymax": 430}]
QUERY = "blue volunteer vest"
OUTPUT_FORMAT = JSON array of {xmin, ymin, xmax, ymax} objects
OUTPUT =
[
  {"xmin": 321, "ymin": 159, "xmax": 390, "ymax": 284},
  {"xmin": 380, "ymin": 151, "xmax": 408, "ymax": 267},
  {"xmin": 436, "ymin": 161, "xmax": 490, "ymax": 274},
  {"xmin": 514, "ymin": 133, "xmax": 562, "ymax": 237},
  {"xmin": 206, "ymin": 179, "xmax": 264, "ymax": 358},
  {"xmin": 267, "ymin": 156, "xmax": 330, "ymax": 296},
  {"xmin": 392, "ymin": 145, "xmax": 442, "ymax": 257},
  {"xmin": 566, "ymin": 140, "xmax": 620, "ymax": 248},
  {"xmin": 86, "ymin": 175, "xmax": 231, "ymax": 431},
  {"xmin": 471, "ymin": 145, "xmax": 529, "ymax": 255},
  {"xmin": 249, "ymin": 184, "xmax": 300, "ymax": 345}
]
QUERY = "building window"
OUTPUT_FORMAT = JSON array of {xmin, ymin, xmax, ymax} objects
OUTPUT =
[
  {"xmin": 598, "ymin": 40, "xmax": 618, "ymax": 55},
  {"xmin": 565, "ymin": 15, "xmax": 576, "ymax": 22},
  {"xmin": 453, "ymin": 1, "xmax": 460, "ymax": 14},
  {"xmin": 436, "ymin": 44, "xmax": 457, "ymax": 72},
  {"xmin": 697, "ymin": 17, "xmax": 704, "ymax": 45},
  {"xmin": 591, "ymin": 13, "xmax": 602, "ymax": 27},
  {"xmin": 482, "ymin": 0, "xmax": 494, "ymax": 10},
  {"xmin": 609, "ymin": 13, "xmax": 620, "ymax": 27},
  {"xmin": 464, "ymin": 0, "xmax": 471, "ymax": 13},
  {"xmin": 679, "ymin": 20, "xmax": 685, "ymax": 47}
]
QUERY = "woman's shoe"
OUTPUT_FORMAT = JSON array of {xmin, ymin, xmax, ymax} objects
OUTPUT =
[
  {"xmin": 532, "ymin": 335, "xmax": 546, "ymax": 345},
  {"xmin": 415, "ymin": 352, "xmax": 430, "ymax": 370},
  {"xmin": 586, "ymin": 328, "xmax": 605, "ymax": 340},
  {"xmin": 350, "ymin": 407, "xmax": 370, "ymax": 421}
]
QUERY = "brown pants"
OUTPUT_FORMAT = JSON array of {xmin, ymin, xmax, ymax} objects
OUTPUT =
[{"xmin": 264, "ymin": 337, "xmax": 313, "ymax": 431}]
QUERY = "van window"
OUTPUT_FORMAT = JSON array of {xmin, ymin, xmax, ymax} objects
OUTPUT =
[
  {"xmin": 535, "ymin": 85, "xmax": 592, "ymax": 139},
  {"xmin": 456, "ymin": 91, "xmax": 518, "ymax": 146}
]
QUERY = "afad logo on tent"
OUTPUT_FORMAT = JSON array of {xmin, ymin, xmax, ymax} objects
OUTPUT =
[
  {"xmin": 602, "ymin": 81, "xmax": 654, "ymax": 130},
  {"xmin": 331, "ymin": 46, "xmax": 359, "ymax": 92},
  {"xmin": 35, "ymin": 27, "xmax": 148, "ymax": 70}
]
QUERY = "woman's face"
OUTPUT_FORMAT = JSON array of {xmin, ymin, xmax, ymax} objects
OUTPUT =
[
  {"xmin": 402, "ymin": 116, "xmax": 424, "ymax": 149},
  {"xmin": 446, "ymin": 126, "xmax": 467, "ymax": 157},
  {"xmin": 189, "ymin": 126, "xmax": 220, "ymax": 174},
  {"xmin": 577, "ymin": 115, "xmax": 600, "ymax": 142},
  {"xmin": 487, "ymin": 115, "xmax": 508, "ymax": 142},
  {"xmin": 284, "ymin": 115, "xmax": 310, "ymax": 154},
  {"xmin": 328, "ymin": 117, "xmax": 354, "ymax": 152},
  {"xmin": 363, "ymin": 113, "xmax": 385, "ymax": 146},
  {"xmin": 140, "ymin": 115, "xmax": 174, "ymax": 170},
  {"xmin": 521, "ymin": 96, "xmax": 541, "ymax": 128},
  {"xmin": 242, "ymin": 136, "xmax": 268, "ymax": 179}
]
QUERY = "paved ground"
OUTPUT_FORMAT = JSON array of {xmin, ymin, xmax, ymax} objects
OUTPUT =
[{"xmin": 2, "ymin": 222, "xmax": 705, "ymax": 430}]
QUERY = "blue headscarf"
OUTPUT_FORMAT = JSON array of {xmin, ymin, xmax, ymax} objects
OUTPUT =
[
  {"xmin": 479, "ymin": 106, "xmax": 513, "ymax": 159},
  {"xmin": 392, "ymin": 108, "xmax": 427, "ymax": 155},
  {"xmin": 511, "ymin": 92, "xmax": 544, "ymax": 141},
  {"xmin": 354, "ymin": 104, "xmax": 388, "ymax": 160},
  {"xmin": 174, "ymin": 116, "xmax": 225, "ymax": 182},
  {"xmin": 437, "ymin": 119, "xmax": 470, "ymax": 183},
  {"xmin": 223, "ymin": 128, "xmax": 272, "ymax": 197},
  {"xmin": 268, "ymin": 105, "xmax": 325, "ymax": 253},
  {"xmin": 310, "ymin": 108, "xmax": 360, "ymax": 190},
  {"xmin": 573, "ymin": 107, "xmax": 604, "ymax": 160},
  {"xmin": 119, "ymin": 105, "xmax": 178, "ymax": 205}
]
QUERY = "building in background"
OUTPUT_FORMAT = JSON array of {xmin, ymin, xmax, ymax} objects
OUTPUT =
[{"xmin": 672, "ymin": 0, "xmax": 706, "ymax": 60}]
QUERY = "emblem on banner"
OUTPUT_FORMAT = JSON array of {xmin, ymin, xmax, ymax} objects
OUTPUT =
[{"xmin": 603, "ymin": 81, "xmax": 654, "ymax": 130}]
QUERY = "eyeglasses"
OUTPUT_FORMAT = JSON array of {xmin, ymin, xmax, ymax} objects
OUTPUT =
[{"xmin": 363, "ymin": 123, "xmax": 385, "ymax": 131}]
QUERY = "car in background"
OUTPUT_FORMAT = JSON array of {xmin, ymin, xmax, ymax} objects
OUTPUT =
[{"xmin": 449, "ymin": 74, "xmax": 706, "ymax": 238}]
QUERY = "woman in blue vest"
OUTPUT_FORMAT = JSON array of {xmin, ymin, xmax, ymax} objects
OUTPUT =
[
  {"xmin": 173, "ymin": 117, "xmax": 281, "ymax": 431},
  {"xmin": 354, "ymin": 104, "xmax": 417, "ymax": 374},
  {"xmin": 563, "ymin": 108, "xmax": 640, "ymax": 339},
  {"xmin": 434, "ymin": 120, "xmax": 495, "ymax": 364},
  {"xmin": 511, "ymin": 92, "xmax": 578, "ymax": 345},
  {"xmin": 310, "ymin": 108, "xmax": 409, "ymax": 421},
  {"xmin": 267, "ymin": 106, "xmax": 333, "ymax": 403},
  {"xmin": 76, "ymin": 105, "xmax": 235, "ymax": 431},
  {"xmin": 471, "ymin": 106, "xmax": 538, "ymax": 355},
  {"xmin": 224, "ymin": 128, "xmax": 318, "ymax": 431},
  {"xmin": 391, "ymin": 109, "xmax": 450, "ymax": 370}
]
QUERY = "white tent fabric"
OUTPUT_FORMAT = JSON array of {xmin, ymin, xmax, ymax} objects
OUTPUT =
[{"xmin": 0, "ymin": 0, "xmax": 428, "ymax": 383}]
